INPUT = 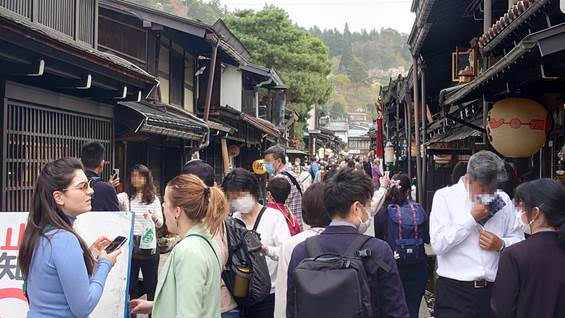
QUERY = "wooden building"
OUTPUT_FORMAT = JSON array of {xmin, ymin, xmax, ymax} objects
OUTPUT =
[
  {"xmin": 0, "ymin": 1, "xmax": 157, "ymax": 211},
  {"xmin": 383, "ymin": 0, "xmax": 565, "ymax": 210}
]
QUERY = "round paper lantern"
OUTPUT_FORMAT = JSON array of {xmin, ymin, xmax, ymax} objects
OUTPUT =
[
  {"xmin": 487, "ymin": 98, "xmax": 549, "ymax": 158},
  {"xmin": 252, "ymin": 159, "xmax": 266, "ymax": 175}
]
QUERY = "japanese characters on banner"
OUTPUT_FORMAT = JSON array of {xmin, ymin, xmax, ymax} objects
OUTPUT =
[{"xmin": 0, "ymin": 212, "xmax": 134, "ymax": 318}]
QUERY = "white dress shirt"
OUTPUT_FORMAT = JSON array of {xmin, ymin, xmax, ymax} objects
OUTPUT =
[
  {"xmin": 430, "ymin": 178, "xmax": 524, "ymax": 282},
  {"xmin": 274, "ymin": 227, "xmax": 325, "ymax": 318},
  {"xmin": 235, "ymin": 207, "xmax": 291, "ymax": 294}
]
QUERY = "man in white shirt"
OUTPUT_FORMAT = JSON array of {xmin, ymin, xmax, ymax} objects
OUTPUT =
[{"xmin": 430, "ymin": 151, "xmax": 524, "ymax": 318}]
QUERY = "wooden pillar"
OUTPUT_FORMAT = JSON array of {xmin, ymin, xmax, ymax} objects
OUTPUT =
[
  {"xmin": 420, "ymin": 62, "xmax": 427, "ymax": 207},
  {"xmin": 204, "ymin": 42, "xmax": 219, "ymax": 122},
  {"xmin": 221, "ymin": 138, "xmax": 230, "ymax": 175},
  {"xmin": 412, "ymin": 57, "xmax": 422, "ymax": 203}
]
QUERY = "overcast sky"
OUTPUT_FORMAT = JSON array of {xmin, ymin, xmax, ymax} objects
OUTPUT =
[{"xmin": 220, "ymin": 0, "xmax": 416, "ymax": 34}]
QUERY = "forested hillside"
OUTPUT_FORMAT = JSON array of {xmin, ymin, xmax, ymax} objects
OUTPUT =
[{"xmin": 126, "ymin": 0, "xmax": 411, "ymax": 120}]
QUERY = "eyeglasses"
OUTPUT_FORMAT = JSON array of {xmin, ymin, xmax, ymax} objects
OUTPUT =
[{"xmin": 63, "ymin": 180, "xmax": 92, "ymax": 193}]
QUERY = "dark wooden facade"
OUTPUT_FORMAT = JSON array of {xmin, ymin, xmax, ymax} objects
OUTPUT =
[
  {"xmin": 382, "ymin": 0, "xmax": 565, "ymax": 210},
  {"xmin": 0, "ymin": 2, "xmax": 156, "ymax": 211}
]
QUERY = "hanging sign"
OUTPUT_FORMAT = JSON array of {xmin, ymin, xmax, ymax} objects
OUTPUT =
[{"xmin": 561, "ymin": 0, "xmax": 565, "ymax": 14}]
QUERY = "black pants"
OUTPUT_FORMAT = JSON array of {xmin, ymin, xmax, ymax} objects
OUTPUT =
[
  {"xmin": 241, "ymin": 293, "xmax": 275, "ymax": 318},
  {"xmin": 398, "ymin": 262, "xmax": 428, "ymax": 318},
  {"xmin": 129, "ymin": 253, "xmax": 160, "ymax": 301},
  {"xmin": 435, "ymin": 277, "xmax": 495, "ymax": 318}
]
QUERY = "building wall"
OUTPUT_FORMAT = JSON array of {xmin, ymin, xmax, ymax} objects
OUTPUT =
[
  {"xmin": 2, "ymin": 81, "xmax": 114, "ymax": 211},
  {"xmin": 220, "ymin": 65, "xmax": 242, "ymax": 111}
]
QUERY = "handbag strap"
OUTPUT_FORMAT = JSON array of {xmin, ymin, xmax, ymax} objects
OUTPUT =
[
  {"xmin": 252, "ymin": 206, "xmax": 267, "ymax": 232},
  {"xmin": 186, "ymin": 234, "xmax": 221, "ymax": 269},
  {"xmin": 396, "ymin": 205, "xmax": 403, "ymax": 240}
]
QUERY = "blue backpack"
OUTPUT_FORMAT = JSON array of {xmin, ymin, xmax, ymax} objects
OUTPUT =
[{"xmin": 386, "ymin": 202, "xmax": 426, "ymax": 265}]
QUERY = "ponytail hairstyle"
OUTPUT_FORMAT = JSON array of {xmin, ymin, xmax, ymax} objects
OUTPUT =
[
  {"xmin": 166, "ymin": 174, "xmax": 228, "ymax": 236},
  {"xmin": 18, "ymin": 158, "xmax": 96, "ymax": 280},
  {"xmin": 384, "ymin": 173, "xmax": 411, "ymax": 206},
  {"xmin": 514, "ymin": 178, "xmax": 565, "ymax": 246}
]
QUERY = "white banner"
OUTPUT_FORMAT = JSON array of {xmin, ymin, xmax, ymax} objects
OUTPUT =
[
  {"xmin": 562, "ymin": 0, "xmax": 565, "ymax": 14},
  {"xmin": 0, "ymin": 212, "xmax": 134, "ymax": 318}
]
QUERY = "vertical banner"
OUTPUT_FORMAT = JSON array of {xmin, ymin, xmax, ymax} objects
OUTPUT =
[{"xmin": 0, "ymin": 212, "xmax": 134, "ymax": 318}]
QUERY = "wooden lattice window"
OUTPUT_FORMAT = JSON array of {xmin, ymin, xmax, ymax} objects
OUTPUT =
[{"xmin": 3, "ymin": 100, "xmax": 113, "ymax": 211}]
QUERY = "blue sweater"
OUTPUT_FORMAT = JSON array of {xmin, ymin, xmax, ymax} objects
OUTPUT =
[{"xmin": 26, "ymin": 221, "xmax": 112, "ymax": 318}]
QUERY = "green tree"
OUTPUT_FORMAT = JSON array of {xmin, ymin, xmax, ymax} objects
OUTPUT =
[
  {"xmin": 224, "ymin": 6, "xmax": 333, "ymax": 131},
  {"xmin": 184, "ymin": 0, "xmax": 227, "ymax": 24}
]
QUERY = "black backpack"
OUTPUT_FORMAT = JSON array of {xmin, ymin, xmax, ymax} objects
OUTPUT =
[
  {"xmin": 292, "ymin": 235, "xmax": 391, "ymax": 318},
  {"xmin": 222, "ymin": 212, "xmax": 271, "ymax": 306}
]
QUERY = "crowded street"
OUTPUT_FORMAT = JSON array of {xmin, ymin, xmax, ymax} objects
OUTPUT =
[{"xmin": 1, "ymin": 1, "xmax": 565, "ymax": 318}]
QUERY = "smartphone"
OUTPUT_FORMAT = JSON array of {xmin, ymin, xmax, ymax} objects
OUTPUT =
[
  {"xmin": 105, "ymin": 236, "xmax": 127, "ymax": 253},
  {"xmin": 111, "ymin": 168, "xmax": 119, "ymax": 179}
]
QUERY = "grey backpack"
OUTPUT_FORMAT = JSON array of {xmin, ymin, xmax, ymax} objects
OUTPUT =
[{"xmin": 292, "ymin": 235, "xmax": 391, "ymax": 318}]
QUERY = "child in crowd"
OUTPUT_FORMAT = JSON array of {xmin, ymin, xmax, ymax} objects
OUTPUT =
[{"xmin": 266, "ymin": 177, "xmax": 301, "ymax": 236}]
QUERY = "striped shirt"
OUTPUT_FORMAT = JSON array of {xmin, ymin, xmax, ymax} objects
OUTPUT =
[{"xmin": 117, "ymin": 192, "xmax": 163, "ymax": 235}]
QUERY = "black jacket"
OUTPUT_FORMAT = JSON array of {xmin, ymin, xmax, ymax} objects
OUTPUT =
[{"xmin": 85, "ymin": 170, "xmax": 119, "ymax": 211}]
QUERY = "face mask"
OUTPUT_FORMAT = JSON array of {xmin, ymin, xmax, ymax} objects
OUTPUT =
[
  {"xmin": 518, "ymin": 209, "xmax": 536, "ymax": 235},
  {"xmin": 475, "ymin": 194, "xmax": 496, "ymax": 205},
  {"xmin": 356, "ymin": 205, "xmax": 372, "ymax": 234},
  {"xmin": 231, "ymin": 195, "xmax": 255, "ymax": 214},
  {"xmin": 265, "ymin": 162, "xmax": 275, "ymax": 175}
]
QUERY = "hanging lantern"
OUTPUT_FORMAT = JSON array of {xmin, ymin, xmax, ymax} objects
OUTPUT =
[
  {"xmin": 252, "ymin": 159, "xmax": 266, "ymax": 175},
  {"xmin": 384, "ymin": 142, "xmax": 395, "ymax": 165},
  {"xmin": 487, "ymin": 98, "xmax": 550, "ymax": 158}
]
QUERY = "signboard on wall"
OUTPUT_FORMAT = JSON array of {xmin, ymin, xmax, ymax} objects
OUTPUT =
[
  {"xmin": 0, "ymin": 212, "xmax": 134, "ymax": 318},
  {"xmin": 562, "ymin": 0, "xmax": 565, "ymax": 13}
]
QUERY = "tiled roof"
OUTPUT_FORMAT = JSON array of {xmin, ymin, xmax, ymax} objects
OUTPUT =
[{"xmin": 478, "ymin": 0, "xmax": 548, "ymax": 50}]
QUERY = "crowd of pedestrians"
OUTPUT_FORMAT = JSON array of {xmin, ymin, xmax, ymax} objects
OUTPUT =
[{"xmin": 18, "ymin": 142, "xmax": 565, "ymax": 318}]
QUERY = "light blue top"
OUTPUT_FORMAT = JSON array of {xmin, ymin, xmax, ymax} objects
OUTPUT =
[{"xmin": 26, "ymin": 215, "xmax": 112, "ymax": 318}]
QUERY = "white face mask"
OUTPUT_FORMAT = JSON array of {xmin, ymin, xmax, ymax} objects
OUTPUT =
[
  {"xmin": 356, "ymin": 205, "xmax": 372, "ymax": 234},
  {"xmin": 518, "ymin": 208, "xmax": 536, "ymax": 235},
  {"xmin": 231, "ymin": 195, "xmax": 255, "ymax": 214}
]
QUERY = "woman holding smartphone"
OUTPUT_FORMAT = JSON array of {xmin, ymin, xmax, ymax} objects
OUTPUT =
[
  {"xmin": 19, "ymin": 157, "xmax": 122, "ymax": 318},
  {"xmin": 117, "ymin": 164, "xmax": 163, "ymax": 304},
  {"xmin": 129, "ymin": 173, "xmax": 228, "ymax": 317}
]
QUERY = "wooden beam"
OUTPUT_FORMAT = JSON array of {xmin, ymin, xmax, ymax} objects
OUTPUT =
[{"xmin": 0, "ymin": 59, "xmax": 44, "ymax": 77}]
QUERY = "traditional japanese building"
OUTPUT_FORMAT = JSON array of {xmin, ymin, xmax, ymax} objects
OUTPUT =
[
  {"xmin": 0, "ymin": 1, "xmax": 157, "ymax": 211},
  {"xmin": 383, "ymin": 0, "xmax": 565, "ymax": 209}
]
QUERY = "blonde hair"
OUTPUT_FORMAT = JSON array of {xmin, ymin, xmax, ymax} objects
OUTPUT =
[{"xmin": 166, "ymin": 174, "xmax": 228, "ymax": 236}]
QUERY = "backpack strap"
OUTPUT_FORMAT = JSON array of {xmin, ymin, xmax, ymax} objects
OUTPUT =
[
  {"xmin": 346, "ymin": 235, "xmax": 392, "ymax": 273},
  {"xmin": 305, "ymin": 236, "xmax": 323, "ymax": 258},
  {"xmin": 344, "ymin": 235, "xmax": 373, "ymax": 257},
  {"xmin": 187, "ymin": 234, "xmax": 221, "ymax": 269},
  {"xmin": 407, "ymin": 201, "xmax": 419, "ymax": 240},
  {"xmin": 281, "ymin": 171, "xmax": 303, "ymax": 195},
  {"xmin": 252, "ymin": 206, "xmax": 267, "ymax": 232}
]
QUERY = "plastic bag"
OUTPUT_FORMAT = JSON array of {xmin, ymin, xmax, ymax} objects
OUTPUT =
[{"xmin": 139, "ymin": 215, "xmax": 156, "ymax": 250}]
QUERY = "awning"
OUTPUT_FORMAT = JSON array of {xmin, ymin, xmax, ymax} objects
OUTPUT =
[
  {"xmin": 207, "ymin": 120, "xmax": 236, "ymax": 134},
  {"xmin": 240, "ymin": 63, "xmax": 287, "ymax": 88},
  {"xmin": 425, "ymin": 120, "xmax": 483, "ymax": 146},
  {"xmin": 443, "ymin": 23, "xmax": 565, "ymax": 106},
  {"xmin": 117, "ymin": 101, "xmax": 208, "ymax": 141},
  {"xmin": 241, "ymin": 113, "xmax": 281, "ymax": 138}
]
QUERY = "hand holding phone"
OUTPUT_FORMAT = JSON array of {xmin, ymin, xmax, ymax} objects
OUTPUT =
[
  {"xmin": 99, "ymin": 236, "xmax": 126, "ymax": 266},
  {"xmin": 105, "ymin": 236, "xmax": 127, "ymax": 253}
]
